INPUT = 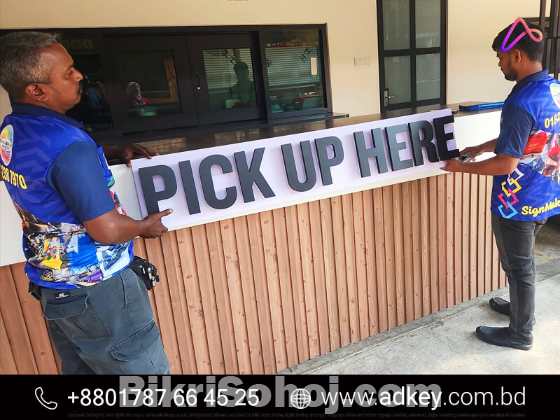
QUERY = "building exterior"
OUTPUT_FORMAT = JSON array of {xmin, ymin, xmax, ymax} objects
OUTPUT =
[{"xmin": 0, "ymin": 0, "xmax": 547, "ymax": 374}]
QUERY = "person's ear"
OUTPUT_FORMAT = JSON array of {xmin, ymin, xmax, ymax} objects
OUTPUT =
[
  {"xmin": 512, "ymin": 49, "xmax": 522, "ymax": 63},
  {"xmin": 23, "ymin": 83, "xmax": 49, "ymax": 104}
]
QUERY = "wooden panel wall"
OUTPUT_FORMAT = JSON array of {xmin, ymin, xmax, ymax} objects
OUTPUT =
[{"xmin": 0, "ymin": 173, "xmax": 506, "ymax": 374}]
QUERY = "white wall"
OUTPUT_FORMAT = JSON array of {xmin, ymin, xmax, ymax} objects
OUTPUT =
[
  {"xmin": 0, "ymin": 0, "xmax": 549, "ymax": 117},
  {"xmin": 447, "ymin": 0, "xmax": 546, "ymax": 104}
]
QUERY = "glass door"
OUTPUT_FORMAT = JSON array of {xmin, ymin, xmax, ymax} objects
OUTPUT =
[
  {"xmin": 187, "ymin": 34, "xmax": 265, "ymax": 124},
  {"xmin": 103, "ymin": 36, "xmax": 197, "ymax": 133},
  {"xmin": 377, "ymin": 0, "xmax": 446, "ymax": 112}
]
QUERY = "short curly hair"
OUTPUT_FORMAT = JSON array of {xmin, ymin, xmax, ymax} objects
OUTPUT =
[{"xmin": 0, "ymin": 31, "xmax": 61, "ymax": 100}]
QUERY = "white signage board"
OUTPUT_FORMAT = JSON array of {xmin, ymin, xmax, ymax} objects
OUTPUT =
[{"xmin": 131, "ymin": 109, "xmax": 457, "ymax": 231}]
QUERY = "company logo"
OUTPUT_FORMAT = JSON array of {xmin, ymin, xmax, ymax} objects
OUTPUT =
[
  {"xmin": 522, "ymin": 197, "xmax": 560, "ymax": 217},
  {"xmin": 55, "ymin": 292, "xmax": 70, "ymax": 299},
  {"xmin": 551, "ymin": 84, "xmax": 560, "ymax": 109},
  {"xmin": 0, "ymin": 125, "xmax": 14, "ymax": 166}
]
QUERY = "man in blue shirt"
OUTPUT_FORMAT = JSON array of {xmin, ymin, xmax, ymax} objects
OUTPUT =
[
  {"xmin": 444, "ymin": 19, "xmax": 560, "ymax": 350},
  {"xmin": 0, "ymin": 31, "xmax": 173, "ymax": 373}
]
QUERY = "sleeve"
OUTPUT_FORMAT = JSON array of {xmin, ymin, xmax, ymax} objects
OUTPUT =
[
  {"xmin": 494, "ymin": 104, "xmax": 535, "ymax": 158},
  {"xmin": 46, "ymin": 141, "xmax": 116, "ymax": 222}
]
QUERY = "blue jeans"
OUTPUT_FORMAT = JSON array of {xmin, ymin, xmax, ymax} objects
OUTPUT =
[
  {"xmin": 29, "ymin": 267, "xmax": 169, "ymax": 375},
  {"xmin": 491, "ymin": 214, "xmax": 547, "ymax": 341}
]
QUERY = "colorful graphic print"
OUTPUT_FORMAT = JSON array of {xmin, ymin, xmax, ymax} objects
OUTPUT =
[
  {"xmin": 498, "ymin": 168, "xmax": 524, "ymax": 219},
  {"xmin": 14, "ymin": 200, "xmax": 131, "ymax": 286},
  {"xmin": 523, "ymin": 130, "xmax": 549, "ymax": 154},
  {"xmin": 0, "ymin": 125, "xmax": 13, "ymax": 166},
  {"xmin": 495, "ymin": 130, "xmax": 560, "ymax": 220},
  {"xmin": 521, "ymin": 130, "xmax": 560, "ymax": 184}
]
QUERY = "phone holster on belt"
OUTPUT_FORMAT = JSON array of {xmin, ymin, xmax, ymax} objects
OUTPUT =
[{"xmin": 128, "ymin": 256, "xmax": 160, "ymax": 290}]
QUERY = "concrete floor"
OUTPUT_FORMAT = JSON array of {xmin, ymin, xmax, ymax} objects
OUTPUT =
[
  {"xmin": 281, "ymin": 220, "xmax": 560, "ymax": 375},
  {"xmin": 535, "ymin": 217, "xmax": 560, "ymax": 280}
]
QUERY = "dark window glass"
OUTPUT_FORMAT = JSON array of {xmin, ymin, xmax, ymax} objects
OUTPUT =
[
  {"xmin": 416, "ymin": 53, "xmax": 440, "ymax": 101},
  {"xmin": 382, "ymin": 0, "xmax": 410, "ymax": 50},
  {"xmin": 264, "ymin": 30, "xmax": 325, "ymax": 114},
  {"xmin": 202, "ymin": 48, "xmax": 257, "ymax": 110},
  {"xmin": 384, "ymin": 56, "xmax": 411, "ymax": 104},
  {"xmin": 415, "ymin": 0, "xmax": 441, "ymax": 48},
  {"xmin": 115, "ymin": 51, "xmax": 181, "ymax": 119},
  {"xmin": 62, "ymin": 36, "xmax": 113, "ymax": 133}
]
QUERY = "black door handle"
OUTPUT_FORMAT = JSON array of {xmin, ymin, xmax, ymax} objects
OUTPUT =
[{"xmin": 194, "ymin": 70, "xmax": 202, "ymax": 96}]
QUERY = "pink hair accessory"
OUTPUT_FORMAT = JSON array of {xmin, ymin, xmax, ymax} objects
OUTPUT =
[{"xmin": 501, "ymin": 17, "xmax": 543, "ymax": 52}]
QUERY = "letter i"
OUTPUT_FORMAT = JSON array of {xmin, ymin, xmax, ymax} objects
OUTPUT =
[
  {"xmin": 148, "ymin": 376, "xmax": 159, "ymax": 407},
  {"xmin": 206, "ymin": 376, "xmax": 216, "ymax": 407}
]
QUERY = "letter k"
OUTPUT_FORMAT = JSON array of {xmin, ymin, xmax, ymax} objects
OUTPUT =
[{"xmin": 406, "ymin": 390, "xmax": 418, "ymax": 407}]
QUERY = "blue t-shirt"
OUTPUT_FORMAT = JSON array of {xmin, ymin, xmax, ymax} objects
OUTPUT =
[
  {"xmin": 0, "ymin": 103, "xmax": 133, "ymax": 289},
  {"xmin": 491, "ymin": 70, "xmax": 560, "ymax": 221}
]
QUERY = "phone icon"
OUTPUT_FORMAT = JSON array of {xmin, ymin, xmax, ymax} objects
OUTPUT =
[{"xmin": 35, "ymin": 387, "xmax": 58, "ymax": 410}]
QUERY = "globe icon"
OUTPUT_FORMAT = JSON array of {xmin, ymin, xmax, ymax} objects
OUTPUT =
[{"xmin": 290, "ymin": 388, "xmax": 312, "ymax": 409}]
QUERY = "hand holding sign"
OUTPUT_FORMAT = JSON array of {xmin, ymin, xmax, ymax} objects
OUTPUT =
[{"xmin": 460, "ymin": 144, "xmax": 487, "ymax": 162}]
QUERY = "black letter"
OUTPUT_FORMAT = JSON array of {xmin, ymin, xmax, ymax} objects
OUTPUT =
[
  {"xmin": 199, "ymin": 155, "xmax": 237, "ymax": 210},
  {"xmin": 408, "ymin": 121, "xmax": 439, "ymax": 166},
  {"xmin": 234, "ymin": 148, "xmax": 275, "ymax": 203},
  {"xmin": 433, "ymin": 115, "xmax": 460, "ymax": 160},
  {"xmin": 178, "ymin": 160, "xmax": 201, "ymax": 215},
  {"xmin": 385, "ymin": 124, "xmax": 414, "ymax": 171},
  {"xmin": 281, "ymin": 141, "xmax": 317, "ymax": 192},
  {"xmin": 315, "ymin": 136, "xmax": 344, "ymax": 186},
  {"xmin": 138, "ymin": 165, "xmax": 178, "ymax": 214},
  {"xmin": 354, "ymin": 129, "xmax": 388, "ymax": 177}
]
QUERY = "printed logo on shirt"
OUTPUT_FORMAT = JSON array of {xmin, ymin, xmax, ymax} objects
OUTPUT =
[
  {"xmin": 522, "ymin": 197, "xmax": 560, "ymax": 217},
  {"xmin": 0, "ymin": 124, "xmax": 14, "ymax": 165},
  {"xmin": 40, "ymin": 269, "xmax": 54, "ymax": 281},
  {"xmin": 550, "ymin": 83, "xmax": 560, "ymax": 108},
  {"xmin": 55, "ymin": 292, "xmax": 70, "ymax": 299}
]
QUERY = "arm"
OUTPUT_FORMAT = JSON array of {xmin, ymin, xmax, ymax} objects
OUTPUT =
[
  {"xmin": 443, "ymin": 104, "xmax": 533, "ymax": 176},
  {"xmin": 84, "ymin": 208, "xmax": 172, "ymax": 244},
  {"xmin": 442, "ymin": 152, "xmax": 519, "ymax": 176},
  {"xmin": 50, "ymin": 141, "xmax": 172, "ymax": 244}
]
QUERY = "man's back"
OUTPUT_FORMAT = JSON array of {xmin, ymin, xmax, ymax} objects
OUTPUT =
[
  {"xmin": 1, "ymin": 106, "xmax": 133, "ymax": 288},
  {"xmin": 490, "ymin": 71, "xmax": 560, "ymax": 221}
]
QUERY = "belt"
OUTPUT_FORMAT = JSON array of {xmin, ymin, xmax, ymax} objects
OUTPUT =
[
  {"xmin": 29, "ymin": 281, "xmax": 94, "ymax": 301},
  {"xmin": 28, "ymin": 267, "xmax": 133, "ymax": 301},
  {"xmin": 29, "ymin": 279, "xmax": 109, "ymax": 300}
]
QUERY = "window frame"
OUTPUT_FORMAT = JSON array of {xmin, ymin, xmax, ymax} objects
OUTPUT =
[
  {"xmin": 526, "ymin": 0, "xmax": 560, "ymax": 80},
  {"xmin": 376, "ymin": 0, "xmax": 448, "ymax": 112}
]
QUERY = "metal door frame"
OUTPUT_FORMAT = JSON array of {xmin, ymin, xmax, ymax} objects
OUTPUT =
[{"xmin": 377, "ymin": 0, "xmax": 447, "ymax": 112}]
